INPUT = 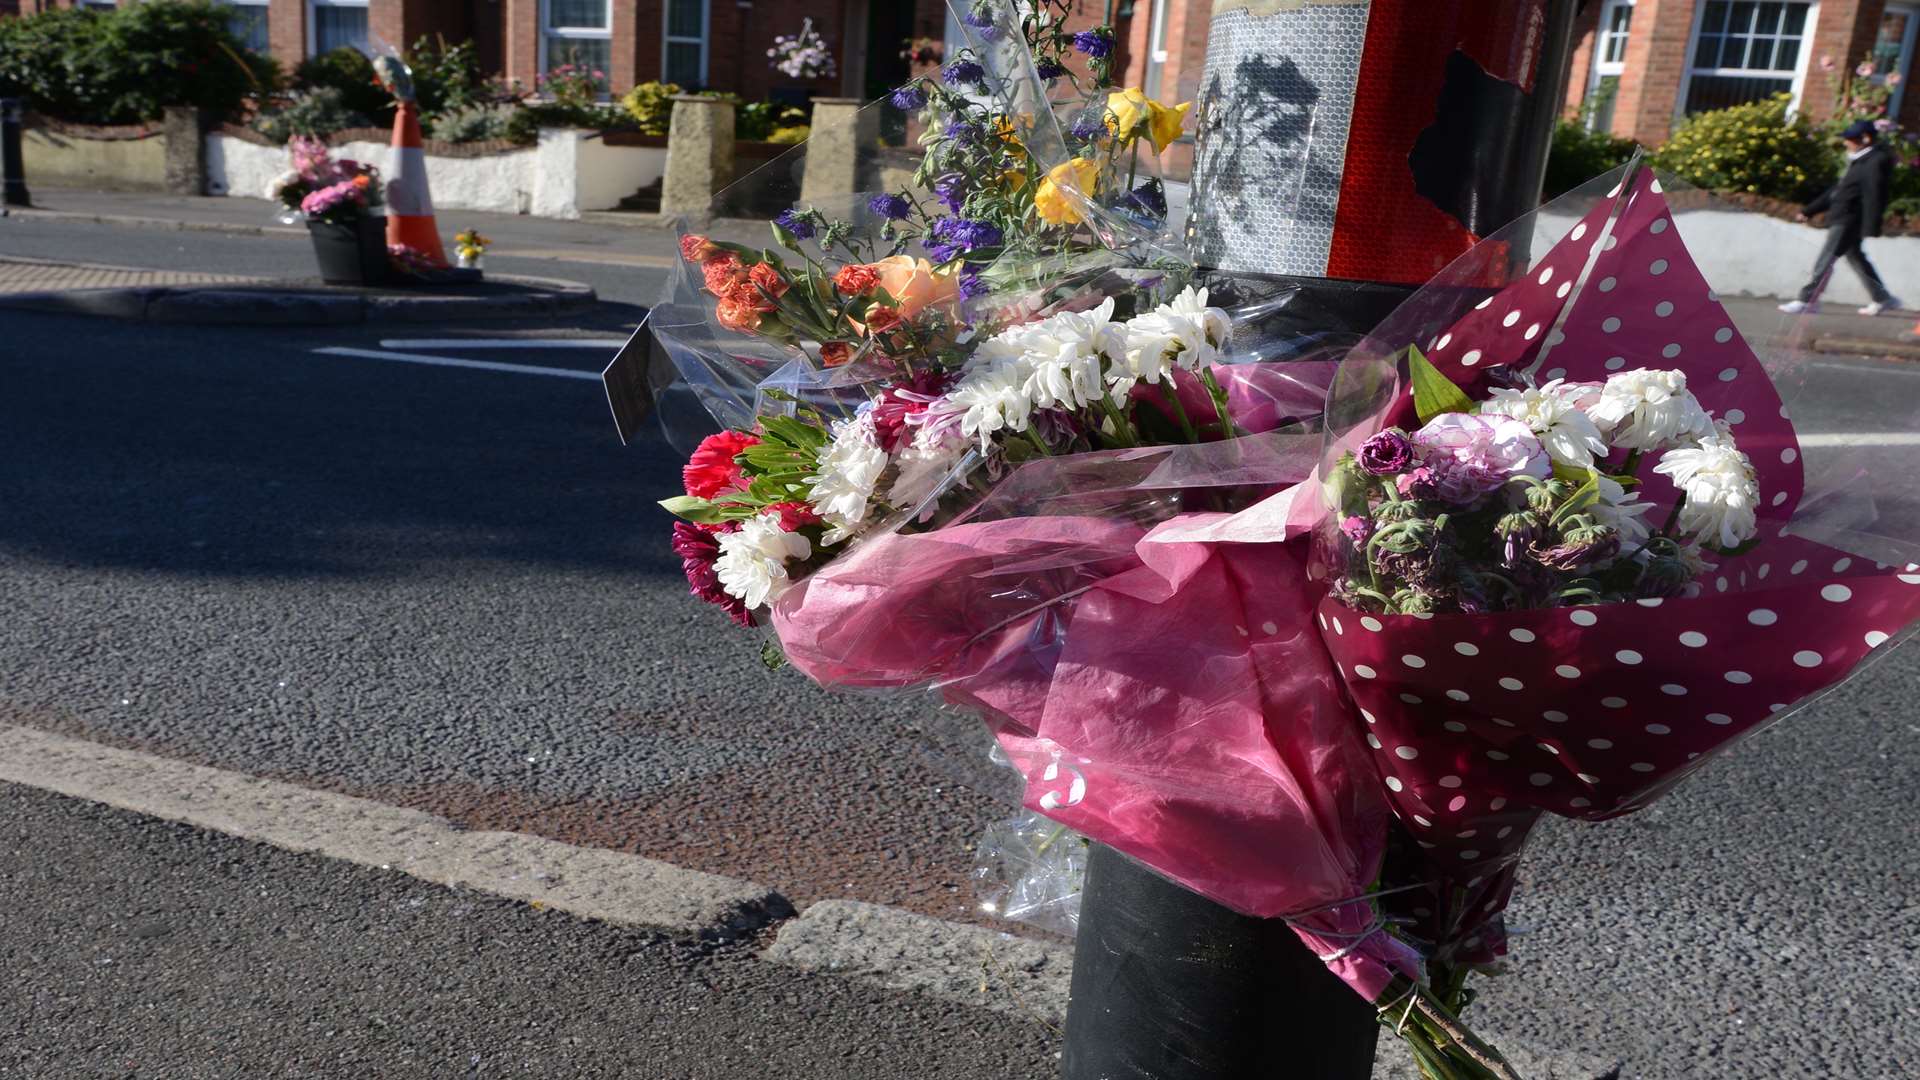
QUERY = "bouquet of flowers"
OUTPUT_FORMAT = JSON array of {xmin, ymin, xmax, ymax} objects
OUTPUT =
[
  {"xmin": 266, "ymin": 135, "xmax": 383, "ymax": 226},
  {"xmin": 643, "ymin": 2, "xmax": 1920, "ymax": 1075},
  {"xmin": 454, "ymin": 229, "xmax": 490, "ymax": 268},
  {"xmin": 768, "ymin": 18, "xmax": 837, "ymax": 82}
]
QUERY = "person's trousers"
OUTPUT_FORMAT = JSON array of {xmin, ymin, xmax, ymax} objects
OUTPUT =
[{"xmin": 1800, "ymin": 226, "xmax": 1892, "ymax": 304}]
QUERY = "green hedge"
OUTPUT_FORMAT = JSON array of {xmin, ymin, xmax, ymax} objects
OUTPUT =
[
  {"xmin": 1649, "ymin": 94, "xmax": 1838, "ymax": 203},
  {"xmin": 0, "ymin": 0, "xmax": 271, "ymax": 125}
]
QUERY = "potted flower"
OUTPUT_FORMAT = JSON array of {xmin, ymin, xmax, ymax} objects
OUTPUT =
[{"xmin": 269, "ymin": 136, "xmax": 388, "ymax": 285}]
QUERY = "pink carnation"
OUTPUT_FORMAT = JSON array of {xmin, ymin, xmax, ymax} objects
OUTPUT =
[{"xmin": 1409, "ymin": 413, "xmax": 1548, "ymax": 503}]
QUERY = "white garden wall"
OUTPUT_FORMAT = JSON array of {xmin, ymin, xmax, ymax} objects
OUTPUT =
[
  {"xmin": 204, "ymin": 129, "xmax": 664, "ymax": 220},
  {"xmin": 1535, "ymin": 208, "xmax": 1920, "ymax": 306}
]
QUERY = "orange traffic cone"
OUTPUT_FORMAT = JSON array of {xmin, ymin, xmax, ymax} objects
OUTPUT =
[{"xmin": 385, "ymin": 99, "xmax": 448, "ymax": 267}]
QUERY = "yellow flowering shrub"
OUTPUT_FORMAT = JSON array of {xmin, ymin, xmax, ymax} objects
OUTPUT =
[{"xmin": 1649, "ymin": 94, "xmax": 1837, "ymax": 202}]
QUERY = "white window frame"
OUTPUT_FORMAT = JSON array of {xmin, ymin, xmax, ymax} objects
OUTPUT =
[
  {"xmin": 307, "ymin": 0, "xmax": 370, "ymax": 58},
  {"xmin": 662, "ymin": 0, "xmax": 710, "ymax": 87},
  {"xmin": 539, "ymin": 0, "xmax": 614, "ymax": 81},
  {"xmin": 1586, "ymin": 0, "xmax": 1634, "ymax": 132},
  {"xmin": 1874, "ymin": 2, "xmax": 1920, "ymax": 116},
  {"xmin": 1143, "ymin": 0, "xmax": 1172, "ymax": 101},
  {"xmin": 1677, "ymin": 0, "xmax": 1820, "ymax": 120}
]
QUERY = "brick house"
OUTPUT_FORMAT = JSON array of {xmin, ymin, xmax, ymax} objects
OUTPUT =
[
  {"xmin": 10, "ymin": 0, "xmax": 1214, "ymax": 110},
  {"xmin": 1562, "ymin": 0, "xmax": 1920, "ymax": 144}
]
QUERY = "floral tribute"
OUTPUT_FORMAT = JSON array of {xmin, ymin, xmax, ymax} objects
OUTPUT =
[
  {"xmin": 768, "ymin": 17, "xmax": 837, "ymax": 81},
  {"xmin": 645, "ymin": 2, "xmax": 1920, "ymax": 1076},
  {"xmin": 266, "ymin": 135, "xmax": 383, "ymax": 226}
]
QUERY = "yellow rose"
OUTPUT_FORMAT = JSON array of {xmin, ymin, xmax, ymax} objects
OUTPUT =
[
  {"xmin": 869, "ymin": 254, "xmax": 957, "ymax": 318},
  {"xmin": 1034, "ymin": 158, "xmax": 1100, "ymax": 226},
  {"xmin": 1105, "ymin": 87, "xmax": 1193, "ymax": 153}
]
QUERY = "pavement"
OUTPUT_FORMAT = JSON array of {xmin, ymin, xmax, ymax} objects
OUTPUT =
[{"xmin": 1, "ymin": 191, "xmax": 1917, "ymax": 1078}]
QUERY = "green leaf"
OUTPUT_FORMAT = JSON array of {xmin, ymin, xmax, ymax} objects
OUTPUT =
[
  {"xmin": 658, "ymin": 495, "xmax": 727, "ymax": 524},
  {"xmin": 772, "ymin": 222, "xmax": 801, "ymax": 254},
  {"xmin": 1408, "ymin": 345, "xmax": 1475, "ymax": 424},
  {"xmin": 1551, "ymin": 472, "xmax": 1602, "ymax": 524},
  {"xmin": 1550, "ymin": 460, "xmax": 1588, "ymax": 486}
]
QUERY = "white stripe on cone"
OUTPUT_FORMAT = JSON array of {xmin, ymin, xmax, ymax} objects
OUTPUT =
[{"xmin": 387, "ymin": 146, "xmax": 434, "ymax": 217}]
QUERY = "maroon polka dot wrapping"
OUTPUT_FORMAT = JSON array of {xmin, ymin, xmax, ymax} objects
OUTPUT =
[{"xmin": 1317, "ymin": 170, "xmax": 1920, "ymax": 964}]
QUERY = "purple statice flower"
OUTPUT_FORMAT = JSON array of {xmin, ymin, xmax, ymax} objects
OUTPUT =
[
  {"xmin": 1036, "ymin": 58, "xmax": 1067, "ymax": 80},
  {"xmin": 961, "ymin": 7, "xmax": 1004, "ymax": 40},
  {"xmin": 957, "ymin": 265, "xmax": 988, "ymax": 301},
  {"xmin": 1358, "ymin": 428, "xmax": 1414, "ymax": 475},
  {"xmin": 1068, "ymin": 112, "xmax": 1105, "ymax": 141},
  {"xmin": 924, "ymin": 217, "xmax": 1004, "ymax": 263},
  {"xmin": 943, "ymin": 119, "xmax": 979, "ymax": 146},
  {"xmin": 943, "ymin": 59, "xmax": 987, "ymax": 86},
  {"xmin": 773, "ymin": 209, "xmax": 815, "ymax": 240},
  {"xmin": 868, "ymin": 193, "xmax": 912, "ymax": 221},
  {"xmin": 1340, "ymin": 515, "xmax": 1373, "ymax": 547},
  {"xmin": 934, "ymin": 173, "xmax": 968, "ymax": 213},
  {"xmin": 889, "ymin": 84, "xmax": 928, "ymax": 111},
  {"xmin": 1125, "ymin": 181, "xmax": 1167, "ymax": 216},
  {"xmin": 1072, "ymin": 28, "xmax": 1114, "ymax": 59}
]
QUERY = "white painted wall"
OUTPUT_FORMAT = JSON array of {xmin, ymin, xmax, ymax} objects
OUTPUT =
[
  {"xmin": 205, "ymin": 130, "xmax": 664, "ymax": 219},
  {"xmin": 1535, "ymin": 209, "xmax": 1920, "ymax": 305}
]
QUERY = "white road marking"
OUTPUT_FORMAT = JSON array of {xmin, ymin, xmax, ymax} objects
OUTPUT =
[
  {"xmin": 0, "ymin": 724, "xmax": 775, "ymax": 934},
  {"xmin": 378, "ymin": 338, "xmax": 625, "ymax": 350},
  {"xmin": 1797, "ymin": 433, "xmax": 1920, "ymax": 447},
  {"xmin": 312, "ymin": 346, "xmax": 603, "ymax": 381}
]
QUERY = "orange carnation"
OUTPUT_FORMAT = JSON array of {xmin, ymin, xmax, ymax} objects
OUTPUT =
[
  {"xmin": 748, "ymin": 262, "xmax": 789, "ymax": 301},
  {"xmin": 715, "ymin": 296, "xmax": 763, "ymax": 333},
  {"xmin": 703, "ymin": 254, "xmax": 747, "ymax": 298},
  {"xmin": 679, "ymin": 234, "xmax": 722, "ymax": 263},
  {"xmin": 864, "ymin": 306, "xmax": 903, "ymax": 335},
  {"xmin": 819, "ymin": 341, "xmax": 852, "ymax": 367},
  {"xmin": 833, "ymin": 263, "xmax": 880, "ymax": 295}
]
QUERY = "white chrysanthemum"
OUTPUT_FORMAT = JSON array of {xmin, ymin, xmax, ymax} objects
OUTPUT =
[
  {"xmin": 1480, "ymin": 379, "xmax": 1611, "ymax": 469},
  {"xmin": 806, "ymin": 415, "xmax": 890, "ymax": 541},
  {"xmin": 265, "ymin": 169, "xmax": 300, "ymax": 200},
  {"xmin": 948, "ymin": 357, "xmax": 1037, "ymax": 451},
  {"xmin": 1653, "ymin": 433, "xmax": 1761, "ymax": 548},
  {"xmin": 714, "ymin": 512, "xmax": 812, "ymax": 608},
  {"xmin": 1591, "ymin": 474, "xmax": 1654, "ymax": 550},
  {"xmin": 1120, "ymin": 286, "xmax": 1233, "ymax": 388},
  {"xmin": 1587, "ymin": 369, "xmax": 1715, "ymax": 450},
  {"xmin": 888, "ymin": 435, "xmax": 970, "ymax": 515}
]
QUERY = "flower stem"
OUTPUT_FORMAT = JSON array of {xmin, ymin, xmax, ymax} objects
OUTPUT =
[{"xmin": 1159, "ymin": 382, "xmax": 1200, "ymax": 443}]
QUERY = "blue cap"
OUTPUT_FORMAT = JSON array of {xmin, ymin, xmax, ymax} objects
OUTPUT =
[{"xmin": 1843, "ymin": 119, "xmax": 1878, "ymax": 141}]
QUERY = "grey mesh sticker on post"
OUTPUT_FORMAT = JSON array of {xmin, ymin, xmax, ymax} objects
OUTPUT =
[{"xmin": 1187, "ymin": 2, "xmax": 1373, "ymax": 276}]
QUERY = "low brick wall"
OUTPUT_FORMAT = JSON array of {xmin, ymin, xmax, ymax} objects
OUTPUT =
[{"xmin": 21, "ymin": 116, "xmax": 168, "ymax": 191}]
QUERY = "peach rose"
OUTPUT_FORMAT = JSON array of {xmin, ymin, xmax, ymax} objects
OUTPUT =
[{"xmin": 868, "ymin": 255, "xmax": 956, "ymax": 318}]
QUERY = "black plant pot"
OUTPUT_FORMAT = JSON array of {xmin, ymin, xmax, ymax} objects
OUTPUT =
[{"xmin": 307, "ymin": 216, "xmax": 389, "ymax": 286}]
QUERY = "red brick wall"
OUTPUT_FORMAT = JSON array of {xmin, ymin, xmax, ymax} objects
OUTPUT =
[
  {"xmin": 267, "ymin": 0, "xmax": 306, "ymax": 64},
  {"xmin": 1802, "ymin": 0, "xmax": 1887, "ymax": 123},
  {"xmin": 1609, "ymin": 0, "xmax": 1697, "ymax": 145},
  {"xmin": 1561, "ymin": 0, "xmax": 1602, "ymax": 120}
]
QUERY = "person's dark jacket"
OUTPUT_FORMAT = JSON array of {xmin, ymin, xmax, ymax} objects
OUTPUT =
[{"xmin": 1805, "ymin": 142, "xmax": 1893, "ymax": 238}]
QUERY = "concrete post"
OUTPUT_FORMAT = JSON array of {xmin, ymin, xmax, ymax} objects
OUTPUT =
[
  {"xmin": 161, "ymin": 106, "xmax": 207, "ymax": 197},
  {"xmin": 661, "ymin": 95, "xmax": 735, "ymax": 219},
  {"xmin": 800, "ymin": 97, "xmax": 876, "ymax": 202}
]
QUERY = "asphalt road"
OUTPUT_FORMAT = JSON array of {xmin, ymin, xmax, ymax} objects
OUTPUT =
[
  {"xmin": 1, "ymin": 214, "xmax": 1918, "ymax": 1077},
  {"xmin": 0, "ymin": 782, "xmax": 1059, "ymax": 1079}
]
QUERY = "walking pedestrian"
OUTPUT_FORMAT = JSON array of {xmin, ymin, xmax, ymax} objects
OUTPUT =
[{"xmin": 1780, "ymin": 119, "xmax": 1901, "ymax": 316}]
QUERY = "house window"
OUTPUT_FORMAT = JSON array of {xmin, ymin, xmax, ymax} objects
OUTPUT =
[
  {"xmin": 1587, "ymin": 0, "xmax": 1633, "ymax": 132},
  {"xmin": 228, "ymin": 1, "xmax": 269, "ymax": 54},
  {"xmin": 1872, "ymin": 4, "xmax": 1919, "ymax": 116},
  {"xmin": 78, "ymin": 0, "xmax": 116, "ymax": 9},
  {"xmin": 542, "ymin": 0, "xmax": 612, "ymax": 82},
  {"xmin": 308, "ymin": 0, "xmax": 369, "ymax": 56},
  {"xmin": 665, "ymin": 0, "xmax": 709, "ymax": 87},
  {"xmin": 1683, "ymin": 1, "xmax": 1814, "ymax": 115}
]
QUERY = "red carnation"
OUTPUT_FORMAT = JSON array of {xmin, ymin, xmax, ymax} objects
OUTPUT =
[
  {"xmin": 764, "ymin": 501, "xmax": 823, "ymax": 532},
  {"xmin": 682, "ymin": 429, "xmax": 761, "ymax": 499},
  {"xmin": 864, "ymin": 305, "xmax": 903, "ymax": 335},
  {"xmin": 679, "ymin": 234, "xmax": 721, "ymax": 263},
  {"xmin": 703, "ymin": 254, "xmax": 747, "ymax": 297},
  {"xmin": 833, "ymin": 263, "xmax": 880, "ymax": 295},
  {"xmin": 748, "ymin": 262, "xmax": 790, "ymax": 302},
  {"xmin": 670, "ymin": 521, "xmax": 753, "ymax": 626},
  {"xmin": 819, "ymin": 341, "xmax": 853, "ymax": 367}
]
